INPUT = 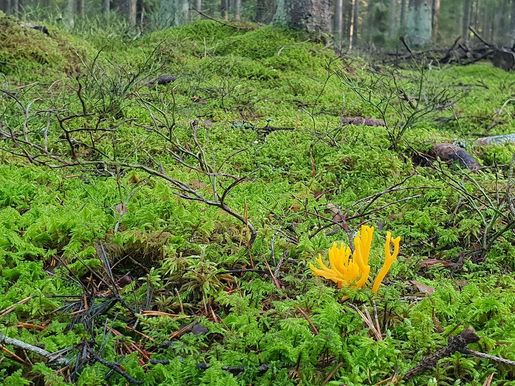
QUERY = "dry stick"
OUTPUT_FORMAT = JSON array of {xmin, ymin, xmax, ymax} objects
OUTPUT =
[
  {"xmin": 404, "ymin": 328, "xmax": 479, "ymax": 380},
  {"xmin": 0, "ymin": 296, "xmax": 32, "ymax": 318},
  {"xmin": 464, "ymin": 349, "xmax": 515, "ymax": 367},
  {"xmin": 0, "ymin": 333, "xmax": 70, "ymax": 367}
]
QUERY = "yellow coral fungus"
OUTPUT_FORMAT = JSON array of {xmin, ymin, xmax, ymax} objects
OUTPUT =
[{"xmin": 310, "ymin": 225, "xmax": 400, "ymax": 293}]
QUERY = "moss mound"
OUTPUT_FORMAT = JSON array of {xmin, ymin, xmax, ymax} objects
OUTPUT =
[{"xmin": 0, "ymin": 12, "xmax": 90, "ymax": 79}]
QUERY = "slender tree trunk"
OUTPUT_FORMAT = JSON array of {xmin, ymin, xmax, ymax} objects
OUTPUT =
[
  {"xmin": 497, "ymin": 0, "xmax": 509, "ymax": 44},
  {"xmin": 432, "ymin": 0, "xmax": 440, "ymax": 42},
  {"xmin": 103, "ymin": 0, "xmax": 110, "ymax": 13},
  {"xmin": 511, "ymin": 0, "xmax": 515, "ymax": 47},
  {"xmin": 195, "ymin": 0, "xmax": 201, "ymax": 12},
  {"xmin": 400, "ymin": 0, "xmax": 407, "ymax": 35},
  {"xmin": 365, "ymin": 0, "xmax": 374, "ymax": 43},
  {"xmin": 234, "ymin": 0, "xmax": 241, "ymax": 20},
  {"xmin": 221, "ymin": 0, "xmax": 228, "ymax": 20},
  {"xmin": 349, "ymin": 0, "xmax": 359, "ymax": 49},
  {"xmin": 11, "ymin": 0, "xmax": 18, "ymax": 14},
  {"xmin": 389, "ymin": 0, "xmax": 399, "ymax": 40},
  {"xmin": 462, "ymin": 0, "xmax": 471, "ymax": 42},
  {"xmin": 128, "ymin": 0, "xmax": 137, "ymax": 26},
  {"xmin": 78, "ymin": 0, "xmax": 85, "ymax": 18},
  {"xmin": 66, "ymin": 0, "xmax": 75, "ymax": 27},
  {"xmin": 334, "ymin": 0, "xmax": 344, "ymax": 52}
]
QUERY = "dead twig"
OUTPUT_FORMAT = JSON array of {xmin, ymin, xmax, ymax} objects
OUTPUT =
[
  {"xmin": 0, "ymin": 333, "xmax": 70, "ymax": 367},
  {"xmin": 464, "ymin": 349, "xmax": 515, "ymax": 367}
]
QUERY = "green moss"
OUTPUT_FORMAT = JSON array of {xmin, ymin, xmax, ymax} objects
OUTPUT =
[
  {"xmin": 0, "ymin": 12, "xmax": 91, "ymax": 79},
  {"xmin": 0, "ymin": 19, "xmax": 514, "ymax": 386}
]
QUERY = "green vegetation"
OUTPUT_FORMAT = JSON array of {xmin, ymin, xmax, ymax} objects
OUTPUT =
[{"xmin": 0, "ymin": 16, "xmax": 514, "ymax": 386}]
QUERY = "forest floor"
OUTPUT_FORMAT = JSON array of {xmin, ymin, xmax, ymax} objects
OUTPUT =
[{"xmin": 0, "ymin": 14, "xmax": 514, "ymax": 386}]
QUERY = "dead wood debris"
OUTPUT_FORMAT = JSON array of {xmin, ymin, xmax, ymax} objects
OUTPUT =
[
  {"xmin": 404, "ymin": 328, "xmax": 480, "ymax": 380},
  {"xmin": 404, "ymin": 328, "xmax": 515, "ymax": 380},
  {"xmin": 385, "ymin": 27, "xmax": 515, "ymax": 71},
  {"xmin": 341, "ymin": 116, "xmax": 386, "ymax": 127},
  {"xmin": 0, "ymin": 333, "xmax": 71, "ymax": 367}
]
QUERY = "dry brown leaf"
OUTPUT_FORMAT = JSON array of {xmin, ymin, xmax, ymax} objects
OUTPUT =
[{"xmin": 409, "ymin": 280, "xmax": 435, "ymax": 295}]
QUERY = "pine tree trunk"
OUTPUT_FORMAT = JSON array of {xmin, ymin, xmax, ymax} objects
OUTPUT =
[
  {"xmin": 78, "ymin": 0, "xmax": 85, "ymax": 18},
  {"xmin": 334, "ymin": 0, "xmax": 344, "ymax": 52},
  {"xmin": 235, "ymin": 0, "xmax": 241, "ymax": 20},
  {"xmin": 432, "ymin": 0, "xmax": 440, "ymax": 42},
  {"xmin": 286, "ymin": 0, "xmax": 332, "ymax": 34},
  {"xmin": 400, "ymin": 0, "xmax": 407, "ymax": 35},
  {"xmin": 174, "ymin": 0, "xmax": 189, "ymax": 25},
  {"xmin": 511, "ymin": 0, "xmax": 515, "ymax": 47},
  {"xmin": 256, "ymin": 0, "xmax": 275, "ymax": 22},
  {"xmin": 349, "ymin": 0, "xmax": 359, "ymax": 49},
  {"xmin": 66, "ymin": 0, "xmax": 75, "ymax": 27},
  {"xmin": 407, "ymin": 0, "xmax": 432, "ymax": 46},
  {"xmin": 128, "ymin": 0, "xmax": 137, "ymax": 26},
  {"xmin": 221, "ymin": 0, "xmax": 228, "ymax": 20},
  {"xmin": 462, "ymin": 0, "xmax": 471, "ymax": 42}
]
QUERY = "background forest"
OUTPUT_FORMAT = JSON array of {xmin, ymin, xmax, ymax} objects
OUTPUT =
[{"xmin": 1, "ymin": 0, "xmax": 515, "ymax": 50}]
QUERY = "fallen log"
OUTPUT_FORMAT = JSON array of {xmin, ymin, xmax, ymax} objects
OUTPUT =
[{"xmin": 475, "ymin": 134, "xmax": 515, "ymax": 146}]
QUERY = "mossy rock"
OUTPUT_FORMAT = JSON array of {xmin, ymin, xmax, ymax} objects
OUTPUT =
[{"xmin": 0, "ymin": 12, "xmax": 91, "ymax": 79}]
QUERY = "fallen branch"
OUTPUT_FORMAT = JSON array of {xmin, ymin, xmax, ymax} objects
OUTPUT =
[
  {"xmin": 475, "ymin": 134, "xmax": 515, "ymax": 146},
  {"xmin": 464, "ymin": 349, "xmax": 515, "ymax": 367},
  {"xmin": 404, "ymin": 328, "xmax": 479, "ymax": 380},
  {"xmin": 0, "ymin": 333, "xmax": 70, "ymax": 367}
]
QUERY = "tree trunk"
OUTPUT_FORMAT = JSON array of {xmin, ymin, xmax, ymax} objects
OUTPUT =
[
  {"xmin": 462, "ymin": 0, "xmax": 471, "ymax": 42},
  {"xmin": 432, "ymin": 0, "xmax": 440, "ymax": 42},
  {"xmin": 285, "ymin": 0, "xmax": 332, "ymax": 34},
  {"xmin": 66, "ymin": 0, "xmax": 75, "ymax": 27},
  {"xmin": 174, "ymin": 0, "xmax": 189, "ymax": 25},
  {"xmin": 273, "ymin": 0, "xmax": 287, "ymax": 24},
  {"xmin": 221, "ymin": 0, "xmax": 228, "ymax": 20},
  {"xmin": 400, "ymin": 0, "xmax": 407, "ymax": 35},
  {"xmin": 407, "ymin": 0, "xmax": 432, "ymax": 47},
  {"xmin": 334, "ymin": 0, "xmax": 344, "ymax": 52},
  {"xmin": 11, "ymin": 0, "xmax": 18, "ymax": 14},
  {"xmin": 128, "ymin": 0, "xmax": 137, "ymax": 26},
  {"xmin": 349, "ymin": 0, "xmax": 359, "ymax": 49},
  {"xmin": 256, "ymin": 0, "xmax": 275, "ymax": 22},
  {"xmin": 234, "ymin": 0, "xmax": 241, "ymax": 20},
  {"xmin": 103, "ymin": 0, "xmax": 110, "ymax": 13},
  {"xmin": 78, "ymin": 0, "xmax": 85, "ymax": 18},
  {"xmin": 511, "ymin": 0, "xmax": 515, "ymax": 47}
]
